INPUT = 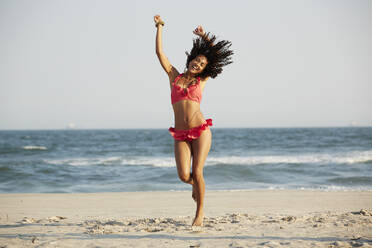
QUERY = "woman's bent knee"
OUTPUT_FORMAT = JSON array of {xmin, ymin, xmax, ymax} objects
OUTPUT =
[{"xmin": 178, "ymin": 173, "xmax": 191, "ymax": 183}]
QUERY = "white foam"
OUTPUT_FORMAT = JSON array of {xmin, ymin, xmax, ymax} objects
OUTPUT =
[
  {"xmin": 22, "ymin": 145, "xmax": 47, "ymax": 150},
  {"xmin": 121, "ymin": 157, "xmax": 175, "ymax": 167},
  {"xmin": 295, "ymin": 185, "xmax": 372, "ymax": 192},
  {"xmin": 44, "ymin": 156, "xmax": 175, "ymax": 167},
  {"xmin": 43, "ymin": 150, "xmax": 372, "ymax": 167},
  {"xmin": 206, "ymin": 150, "xmax": 372, "ymax": 166}
]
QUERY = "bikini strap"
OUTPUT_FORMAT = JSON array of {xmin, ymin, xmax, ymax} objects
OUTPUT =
[{"xmin": 173, "ymin": 73, "xmax": 183, "ymax": 84}]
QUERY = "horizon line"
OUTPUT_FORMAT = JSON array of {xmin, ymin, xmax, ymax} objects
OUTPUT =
[{"xmin": 0, "ymin": 125, "xmax": 371, "ymax": 131}]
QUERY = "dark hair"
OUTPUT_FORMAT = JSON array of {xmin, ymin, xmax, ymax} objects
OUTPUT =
[{"xmin": 185, "ymin": 32, "xmax": 233, "ymax": 79}]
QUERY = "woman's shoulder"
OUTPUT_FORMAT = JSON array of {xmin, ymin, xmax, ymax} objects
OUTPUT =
[
  {"xmin": 198, "ymin": 76, "xmax": 209, "ymax": 91},
  {"xmin": 199, "ymin": 76, "xmax": 210, "ymax": 85},
  {"xmin": 168, "ymin": 67, "xmax": 181, "ymax": 84}
]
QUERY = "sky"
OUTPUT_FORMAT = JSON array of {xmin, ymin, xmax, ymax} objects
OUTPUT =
[{"xmin": 1, "ymin": 0, "xmax": 371, "ymax": 129}]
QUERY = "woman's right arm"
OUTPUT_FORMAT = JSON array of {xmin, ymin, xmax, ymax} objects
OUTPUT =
[{"xmin": 154, "ymin": 15, "xmax": 178, "ymax": 80}]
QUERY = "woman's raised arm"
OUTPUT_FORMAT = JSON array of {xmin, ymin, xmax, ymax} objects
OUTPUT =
[
  {"xmin": 193, "ymin": 25, "xmax": 211, "ymax": 83},
  {"xmin": 154, "ymin": 15, "xmax": 178, "ymax": 79},
  {"xmin": 193, "ymin": 26, "xmax": 209, "ymax": 42}
]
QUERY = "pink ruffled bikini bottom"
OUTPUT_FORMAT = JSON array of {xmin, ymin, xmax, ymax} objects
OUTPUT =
[{"xmin": 169, "ymin": 119, "xmax": 213, "ymax": 141}]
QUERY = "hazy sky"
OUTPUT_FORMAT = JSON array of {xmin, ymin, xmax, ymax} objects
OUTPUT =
[{"xmin": 1, "ymin": 0, "xmax": 371, "ymax": 129}]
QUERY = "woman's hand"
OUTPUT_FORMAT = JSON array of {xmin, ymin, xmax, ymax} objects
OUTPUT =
[
  {"xmin": 154, "ymin": 15, "xmax": 164, "ymax": 27},
  {"xmin": 193, "ymin": 25, "xmax": 205, "ymax": 36}
]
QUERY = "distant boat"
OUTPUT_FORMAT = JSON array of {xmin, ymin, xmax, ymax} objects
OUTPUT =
[
  {"xmin": 66, "ymin": 123, "xmax": 76, "ymax": 129},
  {"xmin": 350, "ymin": 121, "xmax": 358, "ymax": 127}
]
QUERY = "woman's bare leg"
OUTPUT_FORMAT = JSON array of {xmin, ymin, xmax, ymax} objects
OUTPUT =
[
  {"xmin": 191, "ymin": 128, "xmax": 212, "ymax": 226},
  {"xmin": 174, "ymin": 140, "xmax": 194, "ymax": 185}
]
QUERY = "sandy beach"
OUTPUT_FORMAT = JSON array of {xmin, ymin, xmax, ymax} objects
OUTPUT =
[{"xmin": 0, "ymin": 190, "xmax": 372, "ymax": 247}]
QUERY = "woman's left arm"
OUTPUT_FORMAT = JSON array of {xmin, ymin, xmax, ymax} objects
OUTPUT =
[
  {"xmin": 193, "ymin": 25, "xmax": 213, "ymax": 44},
  {"xmin": 193, "ymin": 26, "xmax": 211, "ymax": 85}
]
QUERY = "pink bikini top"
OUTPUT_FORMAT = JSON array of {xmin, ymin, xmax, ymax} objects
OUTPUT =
[{"xmin": 171, "ymin": 74, "xmax": 202, "ymax": 105}]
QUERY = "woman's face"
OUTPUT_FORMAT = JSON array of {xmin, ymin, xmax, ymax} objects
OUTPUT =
[{"xmin": 188, "ymin": 55, "xmax": 208, "ymax": 75}]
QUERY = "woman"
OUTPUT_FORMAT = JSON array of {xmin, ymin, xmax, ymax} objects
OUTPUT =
[{"xmin": 154, "ymin": 15, "xmax": 233, "ymax": 226}]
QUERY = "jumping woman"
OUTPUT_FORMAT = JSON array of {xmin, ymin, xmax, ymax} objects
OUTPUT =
[{"xmin": 154, "ymin": 15, "xmax": 233, "ymax": 226}]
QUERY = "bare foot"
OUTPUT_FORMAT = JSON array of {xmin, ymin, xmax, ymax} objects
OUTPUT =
[
  {"xmin": 192, "ymin": 214, "xmax": 204, "ymax": 226},
  {"xmin": 192, "ymin": 184, "xmax": 197, "ymax": 202}
]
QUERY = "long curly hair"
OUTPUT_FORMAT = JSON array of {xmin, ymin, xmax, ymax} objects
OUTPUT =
[{"xmin": 185, "ymin": 32, "xmax": 233, "ymax": 79}]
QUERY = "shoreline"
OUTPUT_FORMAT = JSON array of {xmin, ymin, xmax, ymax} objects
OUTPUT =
[
  {"xmin": 1, "ymin": 190, "xmax": 371, "ymax": 247},
  {"xmin": 2, "ymin": 187, "xmax": 372, "ymax": 195},
  {"xmin": 1, "ymin": 189, "xmax": 372, "ymax": 219}
]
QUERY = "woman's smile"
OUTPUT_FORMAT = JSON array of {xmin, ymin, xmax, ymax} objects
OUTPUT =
[{"xmin": 188, "ymin": 55, "xmax": 208, "ymax": 74}]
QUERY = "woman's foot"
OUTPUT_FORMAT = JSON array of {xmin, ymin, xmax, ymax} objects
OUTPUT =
[
  {"xmin": 192, "ymin": 184, "xmax": 197, "ymax": 202},
  {"xmin": 192, "ymin": 213, "xmax": 204, "ymax": 226}
]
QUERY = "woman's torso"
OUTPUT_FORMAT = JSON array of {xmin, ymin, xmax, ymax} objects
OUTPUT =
[{"xmin": 170, "ymin": 74, "xmax": 206, "ymax": 130}]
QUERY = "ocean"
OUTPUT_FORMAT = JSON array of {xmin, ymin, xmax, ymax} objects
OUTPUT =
[{"xmin": 1, "ymin": 127, "xmax": 371, "ymax": 193}]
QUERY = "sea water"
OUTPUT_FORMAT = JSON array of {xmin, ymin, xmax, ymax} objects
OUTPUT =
[{"xmin": 1, "ymin": 127, "xmax": 371, "ymax": 193}]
